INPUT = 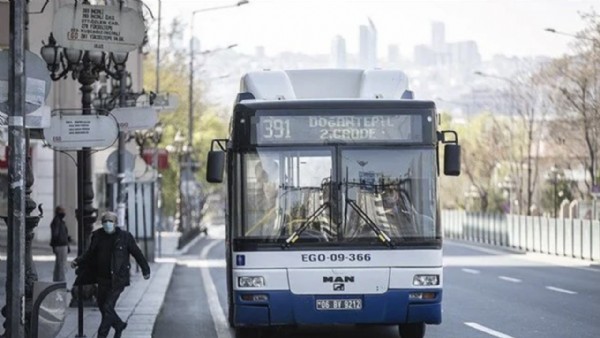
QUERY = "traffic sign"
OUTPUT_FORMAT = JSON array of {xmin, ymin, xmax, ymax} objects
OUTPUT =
[
  {"xmin": 43, "ymin": 113, "xmax": 118, "ymax": 150},
  {"xmin": 52, "ymin": 3, "xmax": 145, "ymax": 53},
  {"xmin": 0, "ymin": 50, "xmax": 52, "ymax": 114},
  {"xmin": 111, "ymin": 106, "xmax": 158, "ymax": 132}
]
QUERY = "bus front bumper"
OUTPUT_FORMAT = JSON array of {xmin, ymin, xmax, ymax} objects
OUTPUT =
[{"xmin": 234, "ymin": 289, "xmax": 442, "ymax": 327}]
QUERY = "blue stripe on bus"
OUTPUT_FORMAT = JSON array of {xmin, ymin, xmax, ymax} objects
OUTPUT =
[{"xmin": 234, "ymin": 289, "xmax": 442, "ymax": 327}]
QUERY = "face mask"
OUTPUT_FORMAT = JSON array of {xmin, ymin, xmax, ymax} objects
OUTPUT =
[
  {"xmin": 58, "ymin": 212, "xmax": 66, "ymax": 219},
  {"xmin": 102, "ymin": 221, "xmax": 115, "ymax": 234}
]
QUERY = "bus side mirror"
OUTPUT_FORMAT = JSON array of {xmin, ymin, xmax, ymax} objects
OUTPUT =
[
  {"xmin": 444, "ymin": 144, "xmax": 461, "ymax": 176},
  {"xmin": 206, "ymin": 151, "xmax": 225, "ymax": 183}
]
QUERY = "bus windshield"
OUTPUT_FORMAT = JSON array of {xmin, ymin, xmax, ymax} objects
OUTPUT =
[{"xmin": 241, "ymin": 148, "xmax": 437, "ymax": 246}]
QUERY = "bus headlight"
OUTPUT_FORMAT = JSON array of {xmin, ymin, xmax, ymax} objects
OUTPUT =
[
  {"xmin": 413, "ymin": 274, "xmax": 439, "ymax": 286},
  {"xmin": 238, "ymin": 276, "xmax": 266, "ymax": 288}
]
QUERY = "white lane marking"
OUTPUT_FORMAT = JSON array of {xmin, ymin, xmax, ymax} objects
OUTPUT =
[
  {"xmin": 447, "ymin": 241, "xmax": 600, "ymax": 273},
  {"xmin": 546, "ymin": 286, "xmax": 577, "ymax": 295},
  {"xmin": 498, "ymin": 276, "xmax": 521, "ymax": 283},
  {"xmin": 462, "ymin": 268, "xmax": 480, "ymax": 274},
  {"xmin": 465, "ymin": 322, "xmax": 515, "ymax": 338},
  {"xmin": 200, "ymin": 239, "xmax": 233, "ymax": 338}
]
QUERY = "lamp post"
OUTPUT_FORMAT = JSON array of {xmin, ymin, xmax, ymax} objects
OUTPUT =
[
  {"xmin": 133, "ymin": 124, "xmax": 164, "ymax": 260},
  {"xmin": 183, "ymin": 0, "xmax": 248, "ymax": 234},
  {"xmin": 166, "ymin": 131, "xmax": 186, "ymax": 233},
  {"xmin": 549, "ymin": 165, "xmax": 563, "ymax": 218},
  {"xmin": 545, "ymin": 27, "xmax": 599, "ymax": 196},
  {"xmin": 498, "ymin": 176, "xmax": 515, "ymax": 214},
  {"xmin": 40, "ymin": 33, "xmax": 128, "ymax": 337},
  {"xmin": 475, "ymin": 70, "xmax": 531, "ymax": 216},
  {"xmin": 189, "ymin": 1, "xmax": 248, "ymax": 152}
]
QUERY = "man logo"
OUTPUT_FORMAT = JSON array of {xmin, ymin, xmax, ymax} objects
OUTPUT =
[
  {"xmin": 322, "ymin": 276, "xmax": 355, "ymax": 283},
  {"xmin": 333, "ymin": 283, "xmax": 345, "ymax": 291}
]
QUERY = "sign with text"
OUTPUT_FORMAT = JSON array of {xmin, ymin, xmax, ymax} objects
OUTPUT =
[
  {"xmin": 0, "ymin": 50, "xmax": 52, "ymax": 114},
  {"xmin": 111, "ymin": 106, "xmax": 158, "ymax": 132},
  {"xmin": 255, "ymin": 114, "xmax": 422, "ymax": 145},
  {"xmin": 43, "ymin": 113, "xmax": 118, "ymax": 150},
  {"xmin": 53, "ymin": 3, "xmax": 145, "ymax": 53}
]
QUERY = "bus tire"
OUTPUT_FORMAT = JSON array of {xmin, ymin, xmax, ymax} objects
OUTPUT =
[{"xmin": 399, "ymin": 323, "xmax": 426, "ymax": 338}]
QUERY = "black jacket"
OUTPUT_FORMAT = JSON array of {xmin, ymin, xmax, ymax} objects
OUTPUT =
[
  {"xmin": 74, "ymin": 227, "xmax": 150, "ymax": 289},
  {"xmin": 50, "ymin": 216, "xmax": 69, "ymax": 247}
]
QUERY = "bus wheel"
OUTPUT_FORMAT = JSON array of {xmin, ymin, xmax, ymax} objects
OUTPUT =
[{"xmin": 399, "ymin": 323, "xmax": 426, "ymax": 338}]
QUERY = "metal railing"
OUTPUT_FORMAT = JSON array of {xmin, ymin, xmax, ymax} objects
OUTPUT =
[{"xmin": 442, "ymin": 210, "xmax": 600, "ymax": 261}]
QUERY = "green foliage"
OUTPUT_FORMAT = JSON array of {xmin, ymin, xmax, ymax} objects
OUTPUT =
[
  {"xmin": 540, "ymin": 179, "xmax": 575, "ymax": 216},
  {"xmin": 143, "ymin": 51, "xmax": 229, "ymax": 218}
]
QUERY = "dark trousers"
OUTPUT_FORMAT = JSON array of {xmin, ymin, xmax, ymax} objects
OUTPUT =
[{"xmin": 96, "ymin": 280, "xmax": 125, "ymax": 337}]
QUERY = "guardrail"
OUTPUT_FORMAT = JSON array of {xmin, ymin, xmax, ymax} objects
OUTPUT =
[{"xmin": 442, "ymin": 210, "xmax": 600, "ymax": 261}]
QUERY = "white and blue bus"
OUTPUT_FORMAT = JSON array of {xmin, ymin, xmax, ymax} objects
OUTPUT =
[{"xmin": 206, "ymin": 69, "xmax": 461, "ymax": 338}]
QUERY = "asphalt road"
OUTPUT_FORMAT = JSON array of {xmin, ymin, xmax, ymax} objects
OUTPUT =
[{"xmin": 153, "ymin": 225, "xmax": 600, "ymax": 338}]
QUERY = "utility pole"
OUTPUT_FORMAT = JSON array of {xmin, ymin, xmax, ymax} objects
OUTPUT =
[{"xmin": 6, "ymin": 0, "xmax": 26, "ymax": 336}]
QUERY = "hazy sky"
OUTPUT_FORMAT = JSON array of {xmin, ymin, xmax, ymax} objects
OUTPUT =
[{"xmin": 152, "ymin": 0, "xmax": 598, "ymax": 59}]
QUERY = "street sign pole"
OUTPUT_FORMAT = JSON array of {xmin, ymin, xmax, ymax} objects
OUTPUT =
[
  {"xmin": 6, "ymin": 0, "xmax": 26, "ymax": 336},
  {"xmin": 117, "ymin": 71, "xmax": 128, "ymax": 228}
]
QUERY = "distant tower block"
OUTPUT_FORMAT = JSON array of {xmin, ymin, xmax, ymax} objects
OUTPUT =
[
  {"xmin": 359, "ymin": 18, "xmax": 377, "ymax": 69},
  {"xmin": 431, "ymin": 21, "xmax": 446, "ymax": 53},
  {"xmin": 331, "ymin": 35, "xmax": 347, "ymax": 68}
]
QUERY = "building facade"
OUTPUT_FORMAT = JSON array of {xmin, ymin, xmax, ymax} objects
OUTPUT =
[{"xmin": 0, "ymin": 0, "xmax": 144, "ymax": 244}]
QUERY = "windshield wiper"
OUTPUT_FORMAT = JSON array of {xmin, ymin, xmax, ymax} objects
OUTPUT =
[
  {"xmin": 346, "ymin": 198, "xmax": 395, "ymax": 248},
  {"xmin": 283, "ymin": 202, "xmax": 330, "ymax": 248}
]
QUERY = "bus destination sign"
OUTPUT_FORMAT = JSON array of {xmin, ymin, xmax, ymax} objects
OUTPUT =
[{"xmin": 256, "ymin": 114, "xmax": 422, "ymax": 144}]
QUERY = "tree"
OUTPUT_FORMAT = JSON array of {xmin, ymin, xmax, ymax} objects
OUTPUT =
[
  {"xmin": 142, "ymin": 18, "xmax": 229, "ymax": 218},
  {"xmin": 455, "ymin": 113, "xmax": 511, "ymax": 212},
  {"xmin": 543, "ymin": 11, "xmax": 600, "ymax": 197}
]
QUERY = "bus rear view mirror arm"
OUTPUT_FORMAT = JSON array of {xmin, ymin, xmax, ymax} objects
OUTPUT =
[{"xmin": 438, "ymin": 130, "xmax": 461, "ymax": 177}]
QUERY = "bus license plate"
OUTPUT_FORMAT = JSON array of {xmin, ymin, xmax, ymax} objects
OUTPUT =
[{"xmin": 316, "ymin": 299, "xmax": 362, "ymax": 310}]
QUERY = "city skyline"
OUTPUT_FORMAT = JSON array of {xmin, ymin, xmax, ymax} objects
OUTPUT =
[{"xmin": 152, "ymin": 0, "xmax": 598, "ymax": 60}]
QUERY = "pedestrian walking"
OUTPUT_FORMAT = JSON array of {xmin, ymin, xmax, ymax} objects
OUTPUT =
[
  {"xmin": 71, "ymin": 211, "xmax": 151, "ymax": 338},
  {"xmin": 50, "ymin": 206, "xmax": 70, "ymax": 282}
]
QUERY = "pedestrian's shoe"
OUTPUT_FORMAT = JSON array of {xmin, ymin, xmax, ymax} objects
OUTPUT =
[{"xmin": 114, "ymin": 322, "xmax": 128, "ymax": 338}]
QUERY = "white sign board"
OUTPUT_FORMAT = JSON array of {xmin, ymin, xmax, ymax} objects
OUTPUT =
[
  {"xmin": 111, "ymin": 106, "xmax": 158, "ymax": 131},
  {"xmin": 43, "ymin": 114, "xmax": 118, "ymax": 150},
  {"xmin": 0, "ymin": 50, "xmax": 52, "ymax": 114},
  {"xmin": 53, "ymin": 4, "xmax": 145, "ymax": 53}
]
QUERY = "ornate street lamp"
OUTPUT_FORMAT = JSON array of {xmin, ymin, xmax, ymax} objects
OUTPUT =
[{"xmin": 41, "ymin": 32, "xmax": 129, "ymax": 335}]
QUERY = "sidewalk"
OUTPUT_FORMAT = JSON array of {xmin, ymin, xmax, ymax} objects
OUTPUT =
[{"xmin": 56, "ymin": 231, "xmax": 196, "ymax": 338}]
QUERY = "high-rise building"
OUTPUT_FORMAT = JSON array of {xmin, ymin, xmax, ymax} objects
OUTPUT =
[
  {"xmin": 447, "ymin": 40, "xmax": 482, "ymax": 70},
  {"xmin": 331, "ymin": 35, "xmax": 347, "ymax": 68},
  {"xmin": 414, "ymin": 44, "xmax": 436, "ymax": 67},
  {"xmin": 359, "ymin": 18, "xmax": 377, "ymax": 69},
  {"xmin": 431, "ymin": 21, "xmax": 446, "ymax": 53},
  {"xmin": 387, "ymin": 44, "xmax": 400, "ymax": 65}
]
